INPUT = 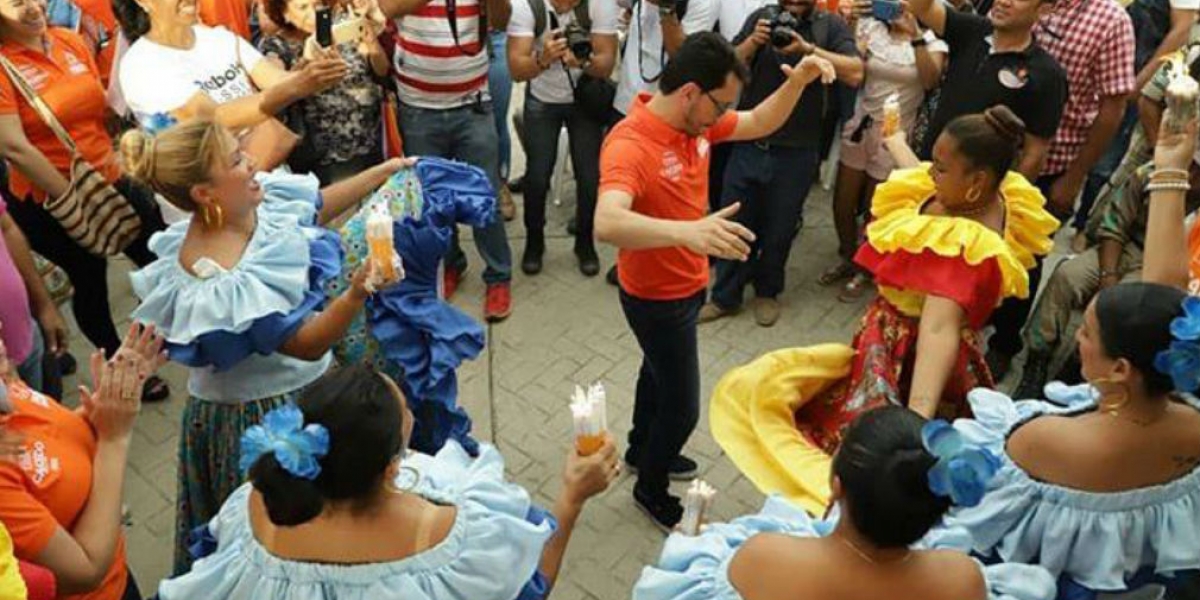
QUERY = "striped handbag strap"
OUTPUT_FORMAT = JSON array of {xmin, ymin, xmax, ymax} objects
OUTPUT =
[{"xmin": 0, "ymin": 53, "xmax": 82, "ymax": 156}]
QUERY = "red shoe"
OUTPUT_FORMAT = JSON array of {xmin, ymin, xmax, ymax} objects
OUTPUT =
[
  {"xmin": 443, "ymin": 266, "xmax": 463, "ymax": 300},
  {"xmin": 484, "ymin": 282, "xmax": 512, "ymax": 322}
]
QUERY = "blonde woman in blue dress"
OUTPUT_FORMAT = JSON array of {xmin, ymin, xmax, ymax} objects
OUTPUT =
[{"xmin": 118, "ymin": 119, "xmax": 405, "ymax": 573}]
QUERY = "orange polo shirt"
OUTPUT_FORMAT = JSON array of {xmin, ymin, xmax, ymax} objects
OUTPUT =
[
  {"xmin": 599, "ymin": 92, "xmax": 739, "ymax": 300},
  {"xmin": 0, "ymin": 28, "xmax": 120, "ymax": 202},
  {"xmin": 0, "ymin": 378, "xmax": 128, "ymax": 600}
]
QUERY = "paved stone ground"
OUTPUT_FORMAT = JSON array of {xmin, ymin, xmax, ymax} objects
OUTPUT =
[{"xmin": 60, "ymin": 90, "xmax": 1061, "ymax": 598}]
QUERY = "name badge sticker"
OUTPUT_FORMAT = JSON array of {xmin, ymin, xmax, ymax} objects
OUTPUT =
[{"xmin": 998, "ymin": 66, "xmax": 1029, "ymax": 90}]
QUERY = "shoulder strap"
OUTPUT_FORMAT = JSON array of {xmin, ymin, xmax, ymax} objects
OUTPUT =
[
  {"xmin": 0, "ymin": 54, "xmax": 79, "ymax": 155},
  {"xmin": 531, "ymin": 0, "xmax": 547, "ymax": 39},
  {"xmin": 573, "ymin": 0, "xmax": 591, "ymax": 32}
]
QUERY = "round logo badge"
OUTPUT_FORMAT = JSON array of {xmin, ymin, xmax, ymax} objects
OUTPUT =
[{"xmin": 998, "ymin": 66, "xmax": 1029, "ymax": 90}]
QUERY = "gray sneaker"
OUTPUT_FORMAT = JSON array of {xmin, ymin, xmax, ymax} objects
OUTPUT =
[{"xmin": 752, "ymin": 297, "xmax": 780, "ymax": 327}]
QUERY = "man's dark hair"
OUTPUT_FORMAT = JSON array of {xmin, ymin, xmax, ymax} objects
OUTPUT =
[{"xmin": 659, "ymin": 32, "xmax": 750, "ymax": 94}]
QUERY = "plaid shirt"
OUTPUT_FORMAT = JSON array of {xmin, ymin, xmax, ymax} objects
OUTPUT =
[{"xmin": 1033, "ymin": 0, "xmax": 1135, "ymax": 175}]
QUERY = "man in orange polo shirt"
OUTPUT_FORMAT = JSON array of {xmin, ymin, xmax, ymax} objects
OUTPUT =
[{"xmin": 595, "ymin": 31, "xmax": 835, "ymax": 530}]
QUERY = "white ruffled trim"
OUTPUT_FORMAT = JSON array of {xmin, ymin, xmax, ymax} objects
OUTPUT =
[
  {"xmin": 158, "ymin": 441, "xmax": 553, "ymax": 600},
  {"xmin": 130, "ymin": 172, "xmax": 325, "ymax": 345},
  {"xmin": 632, "ymin": 496, "xmax": 1057, "ymax": 600},
  {"xmin": 940, "ymin": 385, "xmax": 1200, "ymax": 590}
]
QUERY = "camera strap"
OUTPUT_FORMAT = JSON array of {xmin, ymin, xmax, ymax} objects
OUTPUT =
[
  {"xmin": 446, "ymin": 0, "xmax": 486, "ymax": 56},
  {"xmin": 530, "ymin": 0, "xmax": 591, "ymax": 40}
]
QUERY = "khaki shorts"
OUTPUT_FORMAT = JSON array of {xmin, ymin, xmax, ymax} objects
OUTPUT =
[{"xmin": 838, "ymin": 112, "xmax": 896, "ymax": 182}]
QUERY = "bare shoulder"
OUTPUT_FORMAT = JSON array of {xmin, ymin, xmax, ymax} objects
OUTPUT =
[
  {"xmin": 1005, "ymin": 415, "xmax": 1081, "ymax": 478},
  {"xmin": 728, "ymin": 533, "xmax": 820, "ymax": 599},
  {"xmin": 919, "ymin": 549, "xmax": 988, "ymax": 600}
]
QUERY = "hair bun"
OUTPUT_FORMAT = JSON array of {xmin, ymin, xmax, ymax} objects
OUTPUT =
[
  {"xmin": 982, "ymin": 105, "xmax": 1027, "ymax": 150},
  {"xmin": 118, "ymin": 129, "xmax": 155, "ymax": 184}
]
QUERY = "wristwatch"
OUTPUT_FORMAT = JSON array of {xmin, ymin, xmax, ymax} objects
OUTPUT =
[{"xmin": 911, "ymin": 37, "xmax": 928, "ymax": 47}]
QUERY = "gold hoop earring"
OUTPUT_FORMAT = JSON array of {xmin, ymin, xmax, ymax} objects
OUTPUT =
[
  {"xmin": 201, "ymin": 205, "xmax": 224, "ymax": 229},
  {"xmin": 1090, "ymin": 376, "xmax": 1131, "ymax": 413},
  {"xmin": 965, "ymin": 185, "xmax": 982, "ymax": 204},
  {"xmin": 388, "ymin": 465, "xmax": 422, "ymax": 494}
]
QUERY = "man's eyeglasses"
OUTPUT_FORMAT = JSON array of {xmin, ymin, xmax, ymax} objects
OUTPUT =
[{"xmin": 704, "ymin": 91, "xmax": 734, "ymax": 114}]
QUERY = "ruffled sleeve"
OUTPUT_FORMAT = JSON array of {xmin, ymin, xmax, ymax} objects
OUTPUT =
[
  {"xmin": 130, "ymin": 172, "xmax": 342, "ymax": 371},
  {"xmin": 157, "ymin": 441, "xmax": 555, "ymax": 600},
  {"xmin": 936, "ymin": 386, "xmax": 1200, "ymax": 592},
  {"xmin": 861, "ymin": 166, "xmax": 1059, "ymax": 302},
  {"xmin": 415, "ymin": 157, "xmax": 497, "ymax": 229},
  {"xmin": 633, "ymin": 496, "xmax": 823, "ymax": 600}
]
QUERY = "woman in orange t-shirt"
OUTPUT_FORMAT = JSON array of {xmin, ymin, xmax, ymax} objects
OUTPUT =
[
  {"xmin": 0, "ymin": 322, "xmax": 165, "ymax": 600},
  {"xmin": 0, "ymin": 0, "xmax": 169, "ymax": 400}
]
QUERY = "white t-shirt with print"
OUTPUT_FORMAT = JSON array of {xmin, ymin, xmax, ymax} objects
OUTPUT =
[
  {"xmin": 119, "ymin": 25, "xmax": 264, "ymax": 126},
  {"xmin": 509, "ymin": 0, "xmax": 620, "ymax": 104},
  {"xmin": 612, "ymin": 0, "xmax": 717, "ymax": 115}
]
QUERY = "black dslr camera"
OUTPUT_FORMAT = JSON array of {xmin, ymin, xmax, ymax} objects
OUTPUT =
[
  {"xmin": 561, "ymin": 23, "xmax": 593, "ymax": 61},
  {"xmin": 765, "ymin": 5, "xmax": 800, "ymax": 48}
]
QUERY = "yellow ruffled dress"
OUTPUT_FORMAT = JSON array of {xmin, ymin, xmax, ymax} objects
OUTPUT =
[{"xmin": 711, "ymin": 166, "xmax": 1058, "ymax": 514}]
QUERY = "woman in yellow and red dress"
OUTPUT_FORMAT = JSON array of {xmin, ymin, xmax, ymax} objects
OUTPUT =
[{"xmin": 711, "ymin": 106, "xmax": 1059, "ymax": 515}]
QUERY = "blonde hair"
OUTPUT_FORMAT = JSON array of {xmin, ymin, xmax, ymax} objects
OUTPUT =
[{"xmin": 119, "ymin": 120, "xmax": 236, "ymax": 211}]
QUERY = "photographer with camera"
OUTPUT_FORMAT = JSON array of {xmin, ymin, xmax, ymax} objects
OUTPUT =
[
  {"xmin": 508, "ymin": 0, "xmax": 619, "ymax": 276},
  {"xmin": 698, "ymin": 0, "xmax": 862, "ymax": 327},
  {"xmin": 611, "ymin": 0, "xmax": 719, "ymax": 120}
]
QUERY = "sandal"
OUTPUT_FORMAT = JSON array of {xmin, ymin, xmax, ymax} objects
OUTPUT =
[
  {"xmin": 838, "ymin": 273, "xmax": 873, "ymax": 303},
  {"xmin": 142, "ymin": 375, "xmax": 171, "ymax": 403},
  {"xmin": 818, "ymin": 261, "xmax": 856, "ymax": 287}
]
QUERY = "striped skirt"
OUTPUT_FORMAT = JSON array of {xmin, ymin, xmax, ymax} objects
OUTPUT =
[{"xmin": 173, "ymin": 392, "xmax": 297, "ymax": 575}]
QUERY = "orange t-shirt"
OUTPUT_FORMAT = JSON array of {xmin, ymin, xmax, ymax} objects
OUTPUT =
[
  {"xmin": 200, "ymin": 0, "xmax": 253, "ymax": 42},
  {"xmin": 0, "ymin": 28, "xmax": 120, "ymax": 202},
  {"xmin": 0, "ymin": 379, "xmax": 128, "ymax": 600},
  {"xmin": 1188, "ymin": 218, "xmax": 1199, "ymax": 296},
  {"xmin": 600, "ymin": 92, "xmax": 739, "ymax": 300}
]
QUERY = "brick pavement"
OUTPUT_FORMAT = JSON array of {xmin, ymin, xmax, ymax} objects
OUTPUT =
[
  {"xmin": 66, "ymin": 112, "xmax": 1062, "ymax": 598},
  {"xmin": 69, "ymin": 180, "xmax": 867, "ymax": 599}
]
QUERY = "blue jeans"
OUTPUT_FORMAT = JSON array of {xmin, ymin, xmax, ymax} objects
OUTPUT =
[
  {"xmin": 399, "ymin": 101, "xmax": 513, "ymax": 284},
  {"xmin": 16, "ymin": 319, "xmax": 44, "ymax": 392},
  {"xmin": 712, "ymin": 143, "xmax": 820, "ymax": 308},
  {"xmin": 521, "ymin": 94, "xmax": 603, "ymax": 243},
  {"xmin": 488, "ymin": 32, "xmax": 513, "ymax": 181},
  {"xmin": 1075, "ymin": 104, "xmax": 1138, "ymax": 230}
]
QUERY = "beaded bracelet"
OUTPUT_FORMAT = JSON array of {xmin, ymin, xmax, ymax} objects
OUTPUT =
[{"xmin": 1146, "ymin": 181, "xmax": 1191, "ymax": 192}]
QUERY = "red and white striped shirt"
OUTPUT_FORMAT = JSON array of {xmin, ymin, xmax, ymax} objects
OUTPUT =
[{"xmin": 392, "ymin": 0, "xmax": 490, "ymax": 109}]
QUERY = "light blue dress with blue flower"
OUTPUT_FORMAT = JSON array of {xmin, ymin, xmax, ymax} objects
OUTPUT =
[
  {"xmin": 129, "ymin": 170, "xmax": 344, "ymax": 574},
  {"xmin": 633, "ymin": 495, "xmax": 1058, "ymax": 600},
  {"xmin": 156, "ymin": 441, "xmax": 556, "ymax": 600},
  {"xmin": 932, "ymin": 384, "xmax": 1200, "ymax": 597}
]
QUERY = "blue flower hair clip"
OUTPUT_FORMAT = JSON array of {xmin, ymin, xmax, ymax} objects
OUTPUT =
[
  {"xmin": 1153, "ymin": 296, "xmax": 1200, "ymax": 394},
  {"xmin": 921, "ymin": 420, "xmax": 1001, "ymax": 508},
  {"xmin": 239, "ymin": 404, "xmax": 330, "ymax": 480},
  {"xmin": 143, "ymin": 112, "xmax": 179, "ymax": 135}
]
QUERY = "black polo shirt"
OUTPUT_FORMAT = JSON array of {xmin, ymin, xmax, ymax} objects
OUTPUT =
[
  {"xmin": 918, "ymin": 10, "xmax": 1068, "ymax": 159},
  {"xmin": 733, "ymin": 8, "xmax": 858, "ymax": 149}
]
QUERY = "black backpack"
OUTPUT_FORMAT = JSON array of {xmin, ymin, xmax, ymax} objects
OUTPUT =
[{"xmin": 1128, "ymin": 0, "xmax": 1172, "ymax": 72}]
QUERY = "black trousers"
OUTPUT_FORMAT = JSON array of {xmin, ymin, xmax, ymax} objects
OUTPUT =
[
  {"xmin": 5, "ymin": 178, "xmax": 165, "ymax": 357},
  {"xmin": 987, "ymin": 172, "xmax": 1062, "ymax": 357},
  {"xmin": 619, "ymin": 289, "xmax": 703, "ymax": 497}
]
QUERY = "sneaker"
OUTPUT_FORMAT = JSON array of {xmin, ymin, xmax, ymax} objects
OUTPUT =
[
  {"xmin": 633, "ymin": 486, "xmax": 684, "ymax": 533},
  {"xmin": 442, "ymin": 266, "xmax": 464, "ymax": 301},
  {"xmin": 484, "ymin": 282, "xmax": 512, "ymax": 322},
  {"xmin": 623, "ymin": 453, "xmax": 700, "ymax": 481},
  {"xmin": 498, "ymin": 186, "xmax": 517, "ymax": 222},
  {"xmin": 698, "ymin": 302, "xmax": 738, "ymax": 324},
  {"xmin": 521, "ymin": 233, "xmax": 545, "ymax": 275},
  {"xmin": 751, "ymin": 297, "xmax": 780, "ymax": 327}
]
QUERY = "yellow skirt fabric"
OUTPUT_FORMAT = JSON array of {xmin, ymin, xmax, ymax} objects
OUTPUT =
[{"xmin": 709, "ymin": 344, "xmax": 854, "ymax": 515}]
